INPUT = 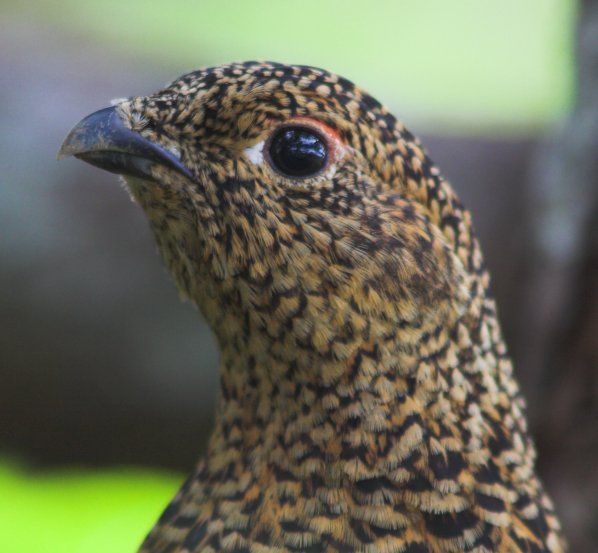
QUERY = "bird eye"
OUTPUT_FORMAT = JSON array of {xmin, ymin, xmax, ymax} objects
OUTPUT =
[{"xmin": 268, "ymin": 125, "xmax": 328, "ymax": 178}]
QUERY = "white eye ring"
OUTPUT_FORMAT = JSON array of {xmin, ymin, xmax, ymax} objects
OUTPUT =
[{"xmin": 244, "ymin": 140, "xmax": 265, "ymax": 165}]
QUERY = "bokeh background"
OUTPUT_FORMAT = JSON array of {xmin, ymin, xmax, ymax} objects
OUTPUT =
[{"xmin": 1, "ymin": 1, "xmax": 596, "ymax": 551}]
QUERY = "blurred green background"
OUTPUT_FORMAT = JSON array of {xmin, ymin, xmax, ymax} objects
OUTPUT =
[
  {"xmin": 3, "ymin": 1, "xmax": 596, "ymax": 552},
  {"xmin": 20, "ymin": 0, "xmax": 574, "ymax": 130}
]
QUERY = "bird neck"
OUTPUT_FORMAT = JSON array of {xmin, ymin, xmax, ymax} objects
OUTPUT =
[{"xmin": 202, "ymin": 275, "xmax": 503, "ymax": 489}]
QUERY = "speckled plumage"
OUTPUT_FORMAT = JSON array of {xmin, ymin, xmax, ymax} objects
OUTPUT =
[{"xmin": 64, "ymin": 62, "xmax": 564, "ymax": 552}]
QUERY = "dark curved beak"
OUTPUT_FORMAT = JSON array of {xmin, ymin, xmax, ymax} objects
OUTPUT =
[{"xmin": 58, "ymin": 106, "xmax": 193, "ymax": 181}]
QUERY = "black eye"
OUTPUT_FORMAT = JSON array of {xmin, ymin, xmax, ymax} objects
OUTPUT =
[{"xmin": 268, "ymin": 126, "xmax": 328, "ymax": 178}]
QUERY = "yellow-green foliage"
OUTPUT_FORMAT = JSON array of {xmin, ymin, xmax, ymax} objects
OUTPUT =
[{"xmin": 0, "ymin": 461, "xmax": 181, "ymax": 553}]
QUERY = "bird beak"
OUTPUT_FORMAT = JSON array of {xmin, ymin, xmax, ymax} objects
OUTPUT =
[{"xmin": 58, "ymin": 106, "xmax": 194, "ymax": 181}]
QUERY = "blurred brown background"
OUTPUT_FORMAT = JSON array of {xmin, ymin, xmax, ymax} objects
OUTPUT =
[{"xmin": 0, "ymin": 1, "xmax": 596, "ymax": 551}]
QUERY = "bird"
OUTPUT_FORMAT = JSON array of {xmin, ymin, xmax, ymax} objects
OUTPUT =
[{"xmin": 59, "ymin": 61, "xmax": 565, "ymax": 552}]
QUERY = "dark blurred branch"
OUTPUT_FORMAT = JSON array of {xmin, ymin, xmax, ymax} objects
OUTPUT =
[{"xmin": 523, "ymin": 2, "xmax": 598, "ymax": 550}]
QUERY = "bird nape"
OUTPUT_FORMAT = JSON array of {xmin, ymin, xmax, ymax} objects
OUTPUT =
[{"xmin": 59, "ymin": 62, "xmax": 565, "ymax": 553}]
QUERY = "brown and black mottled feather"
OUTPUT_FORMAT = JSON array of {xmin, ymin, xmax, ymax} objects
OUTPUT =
[{"xmin": 61, "ymin": 62, "xmax": 565, "ymax": 552}]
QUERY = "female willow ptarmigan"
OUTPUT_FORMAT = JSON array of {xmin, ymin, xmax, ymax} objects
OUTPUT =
[{"xmin": 60, "ymin": 62, "xmax": 565, "ymax": 552}]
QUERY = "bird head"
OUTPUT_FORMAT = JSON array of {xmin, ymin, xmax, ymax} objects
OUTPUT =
[{"xmin": 60, "ymin": 61, "xmax": 475, "ymax": 391}]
